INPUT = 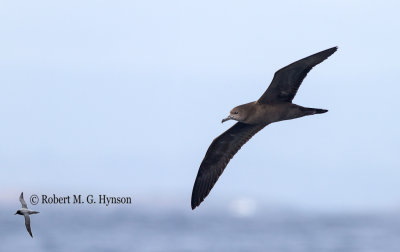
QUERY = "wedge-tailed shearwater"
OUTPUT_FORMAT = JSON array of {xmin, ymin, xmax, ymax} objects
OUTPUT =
[
  {"xmin": 15, "ymin": 192, "xmax": 39, "ymax": 237},
  {"xmin": 191, "ymin": 47, "xmax": 337, "ymax": 209}
]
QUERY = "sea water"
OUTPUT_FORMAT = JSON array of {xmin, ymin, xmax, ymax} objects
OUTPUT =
[{"xmin": 1, "ymin": 206, "xmax": 400, "ymax": 252}]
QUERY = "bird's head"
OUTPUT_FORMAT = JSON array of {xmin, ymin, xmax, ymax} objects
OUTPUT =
[
  {"xmin": 14, "ymin": 210, "xmax": 21, "ymax": 215},
  {"xmin": 222, "ymin": 104, "xmax": 249, "ymax": 123}
]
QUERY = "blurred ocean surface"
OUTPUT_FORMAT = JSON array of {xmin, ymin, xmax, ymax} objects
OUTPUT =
[{"xmin": 1, "ymin": 204, "xmax": 400, "ymax": 252}]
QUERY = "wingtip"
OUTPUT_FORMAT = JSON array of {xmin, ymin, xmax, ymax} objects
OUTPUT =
[
  {"xmin": 191, "ymin": 194, "xmax": 205, "ymax": 210},
  {"xmin": 315, "ymin": 46, "xmax": 338, "ymax": 62},
  {"xmin": 315, "ymin": 108, "xmax": 328, "ymax": 114},
  {"xmin": 191, "ymin": 200, "xmax": 199, "ymax": 210},
  {"xmin": 325, "ymin": 46, "xmax": 338, "ymax": 55}
]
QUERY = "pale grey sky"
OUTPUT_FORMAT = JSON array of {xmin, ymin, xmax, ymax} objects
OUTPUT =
[{"xmin": 0, "ymin": 0, "xmax": 399, "ymax": 211}]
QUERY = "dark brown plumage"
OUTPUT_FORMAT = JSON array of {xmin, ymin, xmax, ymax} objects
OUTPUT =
[{"xmin": 191, "ymin": 47, "xmax": 337, "ymax": 209}]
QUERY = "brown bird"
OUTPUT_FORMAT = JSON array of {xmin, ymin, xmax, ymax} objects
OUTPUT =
[
  {"xmin": 14, "ymin": 192, "xmax": 39, "ymax": 237},
  {"xmin": 191, "ymin": 47, "xmax": 337, "ymax": 209}
]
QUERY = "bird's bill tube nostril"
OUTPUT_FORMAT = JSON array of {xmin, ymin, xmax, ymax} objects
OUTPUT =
[{"xmin": 221, "ymin": 116, "xmax": 232, "ymax": 123}]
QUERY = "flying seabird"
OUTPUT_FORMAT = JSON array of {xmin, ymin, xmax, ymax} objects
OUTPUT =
[
  {"xmin": 15, "ymin": 192, "xmax": 39, "ymax": 237},
  {"xmin": 191, "ymin": 47, "xmax": 337, "ymax": 209}
]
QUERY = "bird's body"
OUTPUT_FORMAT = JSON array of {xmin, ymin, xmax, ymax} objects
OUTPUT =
[
  {"xmin": 15, "ymin": 209, "xmax": 39, "ymax": 215},
  {"xmin": 233, "ymin": 102, "xmax": 326, "ymax": 125},
  {"xmin": 15, "ymin": 192, "xmax": 39, "ymax": 237},
  {"xmin": 191, "ymin": 47, "xmax": 337, "ymax": 209}
]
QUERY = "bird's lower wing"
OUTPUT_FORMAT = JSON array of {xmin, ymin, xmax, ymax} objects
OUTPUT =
[
  {"xmin": 191, "ymin": 122, "xmax": 267, "ymax": 209},
  {"xmin": 24, "ymin": 214, "xmax": 33, "ymax": 237}
]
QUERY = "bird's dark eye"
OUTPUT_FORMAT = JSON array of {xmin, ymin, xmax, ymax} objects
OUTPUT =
[{"xmin": 233, "ymin": 111, "xmax": 238, "ymax": 114}]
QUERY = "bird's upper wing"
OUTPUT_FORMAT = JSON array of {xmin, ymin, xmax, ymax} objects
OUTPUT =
[
  {"xmin": 258, "ymin": 47, "xmax": 337, "ymax": 104},
  {"xmin": 24, "ymin": 214, "xmax": 33, "ymax": 237},
  {"xmin": 191, "ymin": 122, "xmax": 267, "ymax": 209},
  {"xmin": 19, "ymin": 192, "xmax": 28, "ymax": 209}
]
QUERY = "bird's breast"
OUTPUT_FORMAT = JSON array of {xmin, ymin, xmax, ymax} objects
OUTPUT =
[{"xmin": 245, "ymin": 103, "xmax": 292, "ymax": 124}]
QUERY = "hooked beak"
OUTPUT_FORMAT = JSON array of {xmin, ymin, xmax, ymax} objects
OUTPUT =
[{"xmin": 221, "ymin": 115, "xmax": 232, "ymax": 123}]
